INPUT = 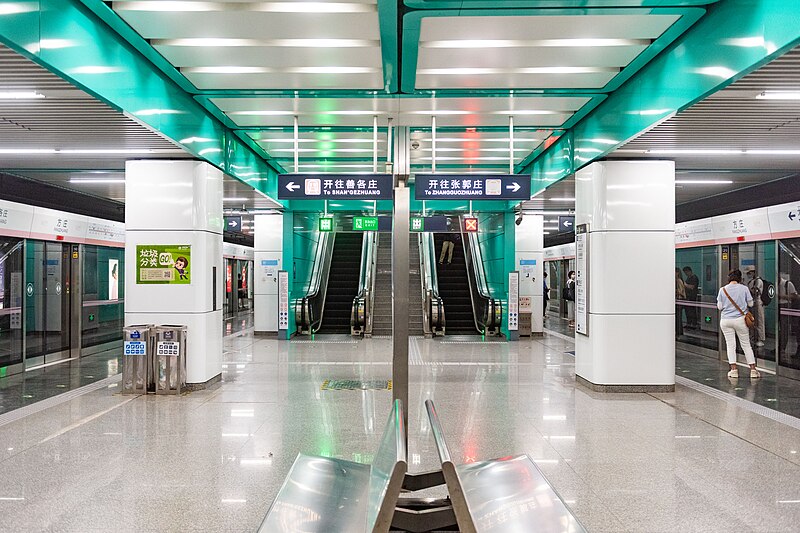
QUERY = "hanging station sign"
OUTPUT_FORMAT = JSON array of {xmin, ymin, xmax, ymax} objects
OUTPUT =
[
  {"xmin": 278, "ymin": 174, "xmax": 393, "ymax": 200},
  {"xmin": 414, "ymin": 174, "xmax": 531, "ymax": 200}
]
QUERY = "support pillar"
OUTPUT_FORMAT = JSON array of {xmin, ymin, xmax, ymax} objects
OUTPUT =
[
  {"xmin": 254, "ymin": 214, "xmax": 284, "ymax": 336},
  {"xmin": 515, "ymin": 214, "xmax": 544, "ymax": 336},
  {"xmin": 574, "ymin": 160, "xmax": 675, "ymax": 392},
  {"xmin": 125, "ymin": 160, "xmax": 223, "ymax": 387}
]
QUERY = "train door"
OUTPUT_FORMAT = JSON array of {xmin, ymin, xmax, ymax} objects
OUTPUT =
[
  {"xmin": 25, "ymin": 242, "xmax": 73, "ymax": 368},
  {"xmin": 719, "ymin": 242, "xmax": 777, "ymax": 371}
]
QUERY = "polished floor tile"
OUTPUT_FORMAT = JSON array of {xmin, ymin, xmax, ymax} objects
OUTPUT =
[{"xmin": 0, "ymin": 324, "xmax": 800, "ymax": 532}]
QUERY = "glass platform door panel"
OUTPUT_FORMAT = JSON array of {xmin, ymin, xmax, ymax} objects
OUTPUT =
[
  {"xmin": 25, "ymin": 241, "xmax": 71, "ymax": 368},
  {"xmin": 0, "ymin": 238, "xmax": 24, "ymax": 370},
  {"xmin": 778, "ymin": 238, "xmax": 800, "ymax": 379}
]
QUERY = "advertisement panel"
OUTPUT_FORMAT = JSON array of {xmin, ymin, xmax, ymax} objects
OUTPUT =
[{"xmin": 136, "ymin": 245, "xmax": 192, "ymax": 284}]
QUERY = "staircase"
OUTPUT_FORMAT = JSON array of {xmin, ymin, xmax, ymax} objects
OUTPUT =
[
  {"xmin": 408, "ymin": 237, "xmax": 424, "ymax": 336},
  {"xmin": 434, "ymin": 233, "xmax": 478, "ymax": 335},
  {"xmin": 320, "ymin": 232, "xmax": 363, "ymax": 334},
  {"xmin": 370, "ymin": 233, "xmax": 393, "ymax": 336}
]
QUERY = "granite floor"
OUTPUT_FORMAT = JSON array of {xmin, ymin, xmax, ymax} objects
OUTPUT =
[{"xmin": 0, "ymin": 329, "xmax": 799, "ymax": 532}]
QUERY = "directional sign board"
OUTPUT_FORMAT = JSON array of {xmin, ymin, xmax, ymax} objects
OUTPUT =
[
  {"xmin": 278, "ymin": 174, "xmax": 393, "ymax": 200},
  {"xmin": 224, "ymin": 216, "xmax": 242, "ymax": 233},
  {"xmin": 353, "ymin": 216, "xmax": 379, "ymax": 231},
  {"xmin": 414, "ymin": 174, "xmax": 530, "ymax": 200},
  {"xmin": 319, "ymin": 217, "xmax": 334, "ymax": 232},
  {"xmin": 558, "ymin": 216, "xmax": 575, "ymax": 233}
]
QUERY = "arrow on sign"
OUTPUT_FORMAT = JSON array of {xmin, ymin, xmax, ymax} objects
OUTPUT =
[
  {"xmin": 790, "ymin": 211, "xmax": 797, "ymax": 221},
  {"xmin": 505, "ymin": 182, "xmax": 521, "ymax": 193},
  {"xmin": 286, "ymin": 181, "xmax": 300, "ymax": 192},
  {"xmin": 228, "ymin": 220, "xmax": 238, "ymax": 228},
  {"xmin": 563, "ymin": 220, "xmax": 573, "ymax": 228}
]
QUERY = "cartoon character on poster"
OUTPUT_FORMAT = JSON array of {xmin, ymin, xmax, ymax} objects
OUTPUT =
[{"xmin": 174, "ymin": 256, "xmax": 189, "ymax": 281}]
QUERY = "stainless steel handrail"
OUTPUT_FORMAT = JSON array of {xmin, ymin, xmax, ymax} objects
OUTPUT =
[
  {"xmin": 352, "ymin": 231, "xmax": 377, "ymax": 335},
  {"xmin": 461, "ymin": 215, "xmax": 502, "ymax": 335},
  {"xmin": 293, "ymin": 230, "xmax": 335, "ymax": 334}
]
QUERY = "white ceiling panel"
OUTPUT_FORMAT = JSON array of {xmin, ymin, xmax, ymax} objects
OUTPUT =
[
  {"xmin": 183, "ymin": 71, "xmax": 383, "ymax": 90},
  {"xmin": 419, "ymin": 14, "xmax": 680, "ymax": 41},
  {"xmin": 111, "ymin": 8, "xmax": 380, "ymax": 40},
  {"xmin": 416, "ymin": 46, "xmax": 647, "ymax": 70},
  {"xmin": 415, "ymin": 71, "xmax": 618, "ymax": 90},
  {"xmin": 154, "ymin": 45, "xmax": 381, "ymax": 68}
]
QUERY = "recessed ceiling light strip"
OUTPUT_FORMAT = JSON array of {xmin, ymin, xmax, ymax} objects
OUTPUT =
[
  {"xmin": 509, "ymin": 115, "xmax": 515, "ymax": 174},
  {"xmin": 422, "ymin": 38, "xmax": 650, "ymax": 49},
  {"xmin": 293, "ymin": 115, "xmax": 299, "ymax": 173},
  {"xmin": 373, "ymin": 114, "xmax": 378, "ymax": 173},
  {"xmin": 431, "ymin": 115, "xmax": 437, "ymax": 174}
]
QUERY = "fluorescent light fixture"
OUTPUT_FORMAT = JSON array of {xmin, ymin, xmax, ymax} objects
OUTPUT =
[
  {"xmin": 675, "ymin": 180, "xmax": 733, "ymax": 185},
  {"xmin": 180, "ymin": 136, "xmax": 216, "ymax": 144},
  {"xmin": 0, "ymin": 3, "xmax": 34, "ymax": 15},
  {"xmin": 549, "ymin": 197, "xmax": 575, "ymax": 202},
  {"xmin": 543, "ymin": 226, "xmax": 560, "ymax": 230},
  {"xmin": 155, "ymin": 38, "xmax": 377, "ymax": 48},
  {"xmin": 418, "ymin": 67, "xmax": 616, "ymax": 75},
  {"xmin": 230, "ymin": 110, "xmax": 294, "ymax": 116},
  {"xmin": 39, "ymin": 39, "xmax": 76, "ymax": 49},
  {"xmin": 230, "ymin": 409, "xmax": 254, "ymax": 417},
  {"xmin": 224, "ymin": 197, "xmax": 249, "ymax": 202},
  {"xmin": 587, "ymin": 138, "xmax": 620, "ymax": 145},
  {"xmin": 133, "ymin": 109, "xmax": 183, "ymax": 116},
  {"xmin": 0, "ymin": 148, "xmax": 155, "ymax": 155},
  {"xmin": 628, "ymin": 109, "xmax": 673, "ymax": 116},
  {"xmin": 70, "ymin": 66, "xmax": 122, "ymax": 74},
  {"xmin": 647, "ymin": 149, "xmax": 742, "ymax": 155},
  {"xmin": 198, "ymin": 147, "xmax": 222, "ymax": 155},
  {"xmin": 695, "ymin": 66, "xmax": 736, "ymax": 79},
  {"xmin": 0, "ymin": 497, "xmax": 25, "ymax": 501},
  {"xmin": 290, "ymin": 67, "xmax": 378, "ymax": 75},
  {"xmin": 423, "ymin": 38, "xmax": 648, "ymax": 48},
  {"xmin": 756, "ymin": 91, "xmax": 800, "ymax": 100},
  {"xmin": 0, "ymin": 91, "xmax": 44, "ymax": 99},
  {"xmin": 69, "ymin": 178, "xmax": 126, "ymax": 184},
  {"xmin": 542, "ymin": 231, "xmax": 551, "ymax": 235},
  {"xmin": 118, "ymin": 1, "xmax": 374, "ymax": 13},
  {"xmin": 186, "ymin": 66, "xmax": 378, "ymax": 75},
  {"xmin": 522, "ymin": 210, "xmax": 574, "ymax": 215},
  {"xmin": 220, "ymin": 433, "xmax": 252, "ymax": 438},
  {"xmin": 748, "ymin": 149, "xmax": 800, "ymax": 155}
]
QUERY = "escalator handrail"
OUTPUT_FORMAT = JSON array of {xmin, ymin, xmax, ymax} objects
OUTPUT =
[
  {"xmin": 419, "ymin": 232, "xmax": 445, "ymax": 334},
  {"xmin": 307, "ymin": 231, "xmax": 335, "ymax": 333},
  {"xmin": 353, "ymin": 231, "xmax": 378, "ymax": 334},
  {"xmin": 460, "ymin": 216, "xmax": 501, "ymax": 334}
]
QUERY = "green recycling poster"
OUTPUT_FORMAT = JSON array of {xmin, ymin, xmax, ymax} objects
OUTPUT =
[{"xmin": 136, "ymin": 245, "xmax": 192, "ymax": 284}]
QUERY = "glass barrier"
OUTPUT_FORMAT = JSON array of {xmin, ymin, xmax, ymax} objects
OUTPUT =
[
  {"xmin": 82, "ymin": 245, "xmax": 124, "ymax": 348},
  {"xmin": 0, "ymin": 238, "xmax": 24, "ymax": 368}
]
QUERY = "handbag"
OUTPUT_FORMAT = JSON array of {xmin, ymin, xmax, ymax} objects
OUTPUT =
[{"xmin": 723, "ymin": 287, "xmax": 755, "ymax": 329}]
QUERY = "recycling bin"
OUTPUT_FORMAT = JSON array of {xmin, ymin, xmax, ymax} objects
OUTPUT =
[
  {"xmin": 153, "ymin": 325, "xmax": 187, "ymax": 395},
  {"xmin": 122, "ymin": 325, "xmax": 152, "ymax": 394}
]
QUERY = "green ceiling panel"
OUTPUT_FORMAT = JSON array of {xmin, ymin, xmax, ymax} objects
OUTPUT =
[{"xmin": 526, "ymin": 0, "xmax": 800, "ymax": 187}]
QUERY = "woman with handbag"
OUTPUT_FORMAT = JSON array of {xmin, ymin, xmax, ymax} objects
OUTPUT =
[{"xmin": 717, "ymin": 269, "xmax": 760, "ymax": 379}]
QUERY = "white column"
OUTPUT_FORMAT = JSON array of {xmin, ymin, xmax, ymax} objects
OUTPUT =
[
  {"xmin": 574, "ymin": 160, "xmax": 675, "ymax": 391},
  {"xmin": 125, "ymin": 160, "xmax": 223, "ymax": 386},
  {"xmin": 515, "ymin": 214, "xmax": 544, "ymax": 335},
  {"xmin": 254, "ymin": 214, "xmax": 283, "ymax": 334}
]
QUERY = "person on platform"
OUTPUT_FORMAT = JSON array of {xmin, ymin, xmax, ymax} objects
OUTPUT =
[
  {"xmin": 675, "ymin": 268, "xmax": 686, "ymax": 338},
  {"xmin": 717, "ymin": 269, "xmax": 760, "ymax": 379},
  {"xmin": 565, "ymin": 271, "xmax": 576, "ymax": 328},
  {"xmin": 682, "ymin": 266, "xmax": 700, "ymax": 328},
  {"xmin": 746, "ymin": 266, "xmax": 766, "ymax": 347},
  {"xmin": 543, "ymin": 272, "xmax": 550, "ymax": 319}
]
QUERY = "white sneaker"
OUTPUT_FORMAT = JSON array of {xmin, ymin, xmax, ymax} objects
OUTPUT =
[
  {"xmin": 751, "ymin": 369, "xmax": 761, "ymax": 379},
  {"xmin": 756, "ymin": 341, "xmax": 765, "ymax": 347},
  {"xmin": 727, "ymin": 368, "xmax": 739, "ymax": 378}
]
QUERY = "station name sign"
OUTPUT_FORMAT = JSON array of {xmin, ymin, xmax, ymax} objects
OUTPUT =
[
  {"xmin": 414, "ymin": 174, "xmax": 530, "ymax": 201},
  {"xmin": 278, "ymin": 173, "xmax": 393, "ymax": 200}
]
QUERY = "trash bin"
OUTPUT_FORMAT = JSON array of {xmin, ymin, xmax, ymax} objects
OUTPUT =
[
  {"xmin": 122, "ymin": 325, "xmax": 152, "ymax": 394},
  {"xmin": 153, "ymin": 325, "xmax": 187, "ymax": 395}
]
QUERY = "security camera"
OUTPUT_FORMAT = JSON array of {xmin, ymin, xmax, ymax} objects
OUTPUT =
[
  {"xmin": 515, "ymin": 214, "xmax": 523, "ymax": 226},
  {"xmin": 411, "ymin": 140, "xmax": 420, "ymax": 150}
]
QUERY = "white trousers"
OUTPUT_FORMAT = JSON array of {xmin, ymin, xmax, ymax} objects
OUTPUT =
[{"xmin": 720, "ymin": 317, "xmax": 756, "ymax": 365}]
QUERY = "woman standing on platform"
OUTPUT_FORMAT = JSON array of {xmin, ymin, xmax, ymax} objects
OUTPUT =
[
  {"xmin": 565, "ymin": 270, "xmax": 576, "ymax": 329},
  {"xmin": 717, "ymin": 269, "xmax": 760, "ymax": 379}
]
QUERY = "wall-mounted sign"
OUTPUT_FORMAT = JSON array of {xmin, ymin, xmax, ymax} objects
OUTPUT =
[
  {"xmin": 410, "ymin": 217, "xmax": 424, "ymax": 232},
  {"xmin": 353, "ymin": 216, "xmax": 379, "ymax": 231},
  {"xmin": 463, "ymin": 217, "xmax": 479, "ymax": 233},
  {"xmin": 108, "ymin": 259, "xmax": 119, "ymax": 299},
  {"xmin": 558, "ymin": 216, "xmax": 575, "ymax": 233},
  {"xmin": 278, "ymin": 174, "xmax": 393, "ymax": 200},
  {"xmin": 278, "ymin": 270, "xmax": 289, "ymax": 331},
  {"xmin": 224, "ymin": 216, "xmax": 242, "ymax": 233},
  {"xmin": 319, "ymin": 217, "xmax": 334, "ymax": 232},
  {"xmin": 136, "ymin": 245, "xmax": 192, "ymax": 284},
  {"xmin": 414, "ymin": 174, "xmax": 531, "ymax": 200},
  {"xmin": 508, "ymin": 271, "xmax": 519, "ymax": 331},
  {"xmin": 575, "ymin": 224, "xmax": 589, "ymax": 336}
]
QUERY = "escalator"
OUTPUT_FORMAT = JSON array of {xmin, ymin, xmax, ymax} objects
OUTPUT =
[
  {"xmin": 433, "ymin": 233, "xmax": 477, "ymax": 334},
  {"xmin": 319, "ymin": 232, "xmax": 363, "ymax": 333}
]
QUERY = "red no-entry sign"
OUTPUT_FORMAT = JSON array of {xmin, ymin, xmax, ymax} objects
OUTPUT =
[{"xmin": 463, "ymin": 217, "xmax": 478, "ymax": 232}]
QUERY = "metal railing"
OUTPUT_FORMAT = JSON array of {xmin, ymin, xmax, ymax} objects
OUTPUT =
[
  {"xmin": 461, "ymin": 216, "xmax": 503, "ymax": 336},
  {"xmin": 294, "ymin": 231, "xmax": 334, "ymax": 335},
  {"xmin": 352, "ymin": 231, "xmax": 378, "ymax": 336},
  {"xmin": 419, "ymin": 232, "xmax": 445, "ymax": 336}
]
